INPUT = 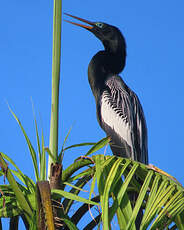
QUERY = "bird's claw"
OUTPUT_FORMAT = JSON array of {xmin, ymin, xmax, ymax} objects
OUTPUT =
[{"xmin": 147, "ymin": 164, "xmax": 182, "ymax": 186}]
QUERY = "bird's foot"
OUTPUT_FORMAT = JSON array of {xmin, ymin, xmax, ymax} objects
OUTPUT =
[
  {"xmin": 76, "ymin": 155, "xmax": 94, "ymax": 163},
  {"xmin": 147, "ymin": 164, "xmax": 182, "ymax": 186}
]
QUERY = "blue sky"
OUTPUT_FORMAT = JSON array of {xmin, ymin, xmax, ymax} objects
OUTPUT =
[{"xmin": 1, "ymin": 0, "xmax": 184, "ymax": 228}]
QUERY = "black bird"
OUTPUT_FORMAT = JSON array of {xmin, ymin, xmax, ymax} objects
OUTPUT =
[{"xmin": 65, "ymin": 13, "xmax": 148, "ymax": 165}]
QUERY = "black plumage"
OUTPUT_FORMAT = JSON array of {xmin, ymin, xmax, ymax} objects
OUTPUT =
[{"xmin": 65, "ymin": 13, "xmax": 148, "ymax": 165}]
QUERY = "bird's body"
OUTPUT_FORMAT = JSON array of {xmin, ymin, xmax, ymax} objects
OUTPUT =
[
  {"xmin": 65, "ymin": 14, "xmax": 148, "ymax": 165},
  {"xmin": 87, "ymin": 29, "xmax": 148, "ymax": 164}
]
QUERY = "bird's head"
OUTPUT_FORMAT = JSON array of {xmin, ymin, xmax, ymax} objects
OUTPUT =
[{"xmin": 65, "ymin": 13, "xmax": 126, "ymax": 54}]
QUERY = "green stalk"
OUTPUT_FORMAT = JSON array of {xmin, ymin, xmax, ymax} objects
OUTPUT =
[{"xmin": 48, "ymin": 0, "xmax": 62, "ymax": 178}]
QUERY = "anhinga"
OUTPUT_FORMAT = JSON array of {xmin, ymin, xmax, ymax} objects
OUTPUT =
[
  {"xmin": 65, "ymin": 13, "xmax": 149, "ymax": 229},
  {"xmin": 65, "ymin": 13, "xmax": 148, "ymax": 165}
]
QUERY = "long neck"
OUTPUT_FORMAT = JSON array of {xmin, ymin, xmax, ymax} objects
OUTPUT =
[{"xmin": 88, "ymin": 36, "xmax": 126, "ymax": 100}]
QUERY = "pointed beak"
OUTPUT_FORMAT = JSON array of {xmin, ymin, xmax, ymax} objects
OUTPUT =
[{"xmin": 64, "ymin": 13, "xmax": 94, "ymax": 30}]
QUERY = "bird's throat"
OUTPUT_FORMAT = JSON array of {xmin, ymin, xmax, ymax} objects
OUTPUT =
[{"xmin": 88, "ymin": 50, "xmax": 125, "ymax": 100}]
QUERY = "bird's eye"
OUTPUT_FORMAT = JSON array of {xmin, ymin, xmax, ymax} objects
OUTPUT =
[{"xmin": 95, "ymin": 22, "xmax": 103, "ymax": 28}]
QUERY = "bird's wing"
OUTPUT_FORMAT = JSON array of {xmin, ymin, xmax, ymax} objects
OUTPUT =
[
  {"xmin": 131, "ymin": 90, "xmax": 148, "ymax": 164},
  {"xmin": 99, "ymin": 75, "xmax": 148, "ymax": 164}
]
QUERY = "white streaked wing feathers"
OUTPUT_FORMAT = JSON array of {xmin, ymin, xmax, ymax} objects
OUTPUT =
[
  {"xmin": 99, "ymin": 75, "xmax": 148, "ymax": 163},
  {"xmin": 101, "ymin": 93, "xmax": 133, "ymax": 148}
]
